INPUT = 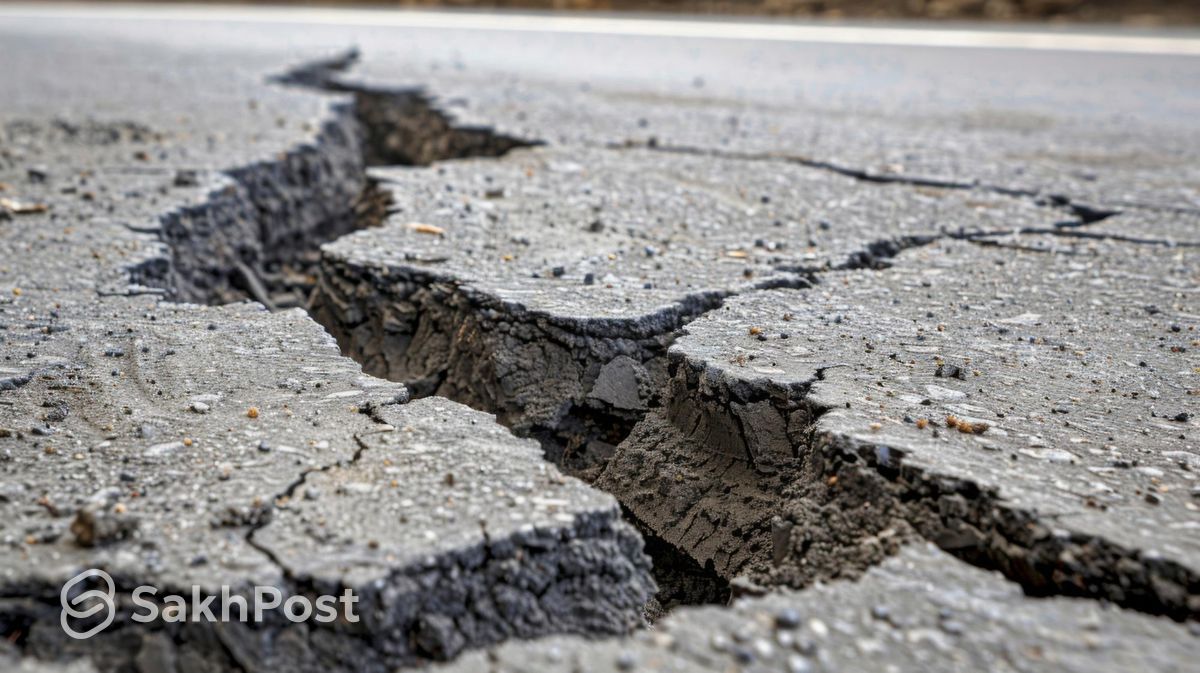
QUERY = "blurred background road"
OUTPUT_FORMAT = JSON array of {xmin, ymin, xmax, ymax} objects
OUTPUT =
[
  {"xmin": 11, "ymin": 0, "xmax": 1200, "ymax": 24},
  {"xmin": 1, "ymin": 3, "xmax": 1199, "ymax": 672}
]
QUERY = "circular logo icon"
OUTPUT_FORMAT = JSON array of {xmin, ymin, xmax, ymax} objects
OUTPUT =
[{"xmin": 60, "ymin": 568, "xmax": 116, "ymax": 640}]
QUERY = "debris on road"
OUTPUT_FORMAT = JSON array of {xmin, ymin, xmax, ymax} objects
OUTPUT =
[{"xmin": 0, "ymin": 12, "xmax": 1197, "ymax": 672}]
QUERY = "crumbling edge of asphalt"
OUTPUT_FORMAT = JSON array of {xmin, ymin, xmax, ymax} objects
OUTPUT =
[
  {"xmin": 26, "ymin": 46, "xmax": 1189, "ymax": 672},
  {"xmin": 6, "ymin": 50, "xmax": 664, "ymax": 672},
  {"xmin": 274, "ymin": 49, "xmax": 1200, "ymax": 617}
]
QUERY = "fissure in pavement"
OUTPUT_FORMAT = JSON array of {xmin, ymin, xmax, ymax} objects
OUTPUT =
[
  {"xmin": 144, "ymin": 51, "xmax": 1198, "ymax": 667},
  {"xmin": 139, "ymin": 53, "xmax": 732, "ymax": 619}
]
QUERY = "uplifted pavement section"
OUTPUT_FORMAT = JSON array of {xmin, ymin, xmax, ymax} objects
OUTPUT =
[
  {"xmin": 0, "ymin": 28, "xmax": 652, "ymax": 671},
  {"xmin": 1, "ymin": 9, "xmax": 1199, "ymax": 672},
  {"xmin": 312, "ymin": 145, "xmax": 1067, "ymax": 464},
  {"xmin": 600, "ymin": 235, "xmax": 1199, "ymax": 618}
]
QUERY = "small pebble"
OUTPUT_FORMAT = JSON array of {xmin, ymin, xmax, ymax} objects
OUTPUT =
[
  {"xmin": 940, "ymin": 619, "xmax": 965, "ymax": 635},
  {"xmin": 787, "ymin": 655, "xmax": 812, "ymax": 673},
  {"xmin": 775, "ymin": 607, "xmax": 802, "ymax": 629},
  {"xmin": 793, "ymin": 637, "xmax": 817, "ymax": 656},
  {"xmin": 731, "ymin": 645, "xmax": 755, "ymax": 664}
]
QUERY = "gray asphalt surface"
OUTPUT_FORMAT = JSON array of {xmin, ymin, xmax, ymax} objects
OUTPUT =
[{"xmin": 0, "ymin": 5, "xmax": 1198, "ymax": 672}]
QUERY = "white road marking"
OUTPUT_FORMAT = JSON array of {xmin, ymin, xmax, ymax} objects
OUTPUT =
[{"xmin": 2, "ymin": 3, "xmax": 1199, "ymax": 56}]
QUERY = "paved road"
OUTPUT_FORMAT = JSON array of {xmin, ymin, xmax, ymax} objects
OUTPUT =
[{"xmin": 0, "ymin": 5, "xmax": 1198, "ymax": 672}]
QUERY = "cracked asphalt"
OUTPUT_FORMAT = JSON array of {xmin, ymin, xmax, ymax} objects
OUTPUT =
[{"xmin": 0, "ymin": 5, "xmax": 1198, "ymax": 672}]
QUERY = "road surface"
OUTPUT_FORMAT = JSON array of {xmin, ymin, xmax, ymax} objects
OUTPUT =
[{"xmin": 0, "ymin": 4, "xmax": 1197, "ymax": 672}]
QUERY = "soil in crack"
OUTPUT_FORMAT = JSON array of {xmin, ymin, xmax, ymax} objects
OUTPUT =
[
  {"xmin": 627, "ymin": 508, "xmax": 731, "ymax": 622},
  {"xmin": 158, "ymin": 57, "xmax": 725, "ymax": 622}
]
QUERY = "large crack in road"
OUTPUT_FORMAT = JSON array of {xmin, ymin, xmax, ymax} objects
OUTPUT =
[
  {"xmin": 253, "ymin": 52, "xmax": 1199, "ymax": 621},
  {"xmin": 2, "ymin": 39, "xmax": 1198, "ymax": 673},
  {"xmin": 0, "ymin": 50, "xmax": 655, "ymax": 671},
  {"xmin": 233, "ymin": 51, "xmax": 1198, "ymax": 623}
]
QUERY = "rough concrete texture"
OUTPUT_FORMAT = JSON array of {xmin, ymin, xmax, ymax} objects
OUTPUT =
[
  {"xmin": 312, "ymin": 145, "xmax": 1068, "ymax": 465},
  {"xmin": 251, "ymin": 397, "xmax": 652, "ymax": 665},
  {"xmin": 3, "ymin": 654, "xmax": 97, "ymax": 673},
  {"xmin": 2, "ymin": 8, "xmax": 1200, "ymax": 671},
  {"xmin": 603, "ymin": 234, "xmax": 1200, "ymax": 617},
  {"xmin": 438, "ymin": 543, "xmax": 1200, "ymax": 673},
  {"xmin": 0, "ymin": 295, "xmax": 650, "ymax": 670},
  {"xmin": 980, "ymin": 207, "xmax": 1200, "ymax": 249},
  {"xmin": 0, "ymin": 29, "xmax": 652, "ymax": 672},
  {"xmin": 343, "ymin": 53, "xmax": 1200, "ymax": 214}
]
